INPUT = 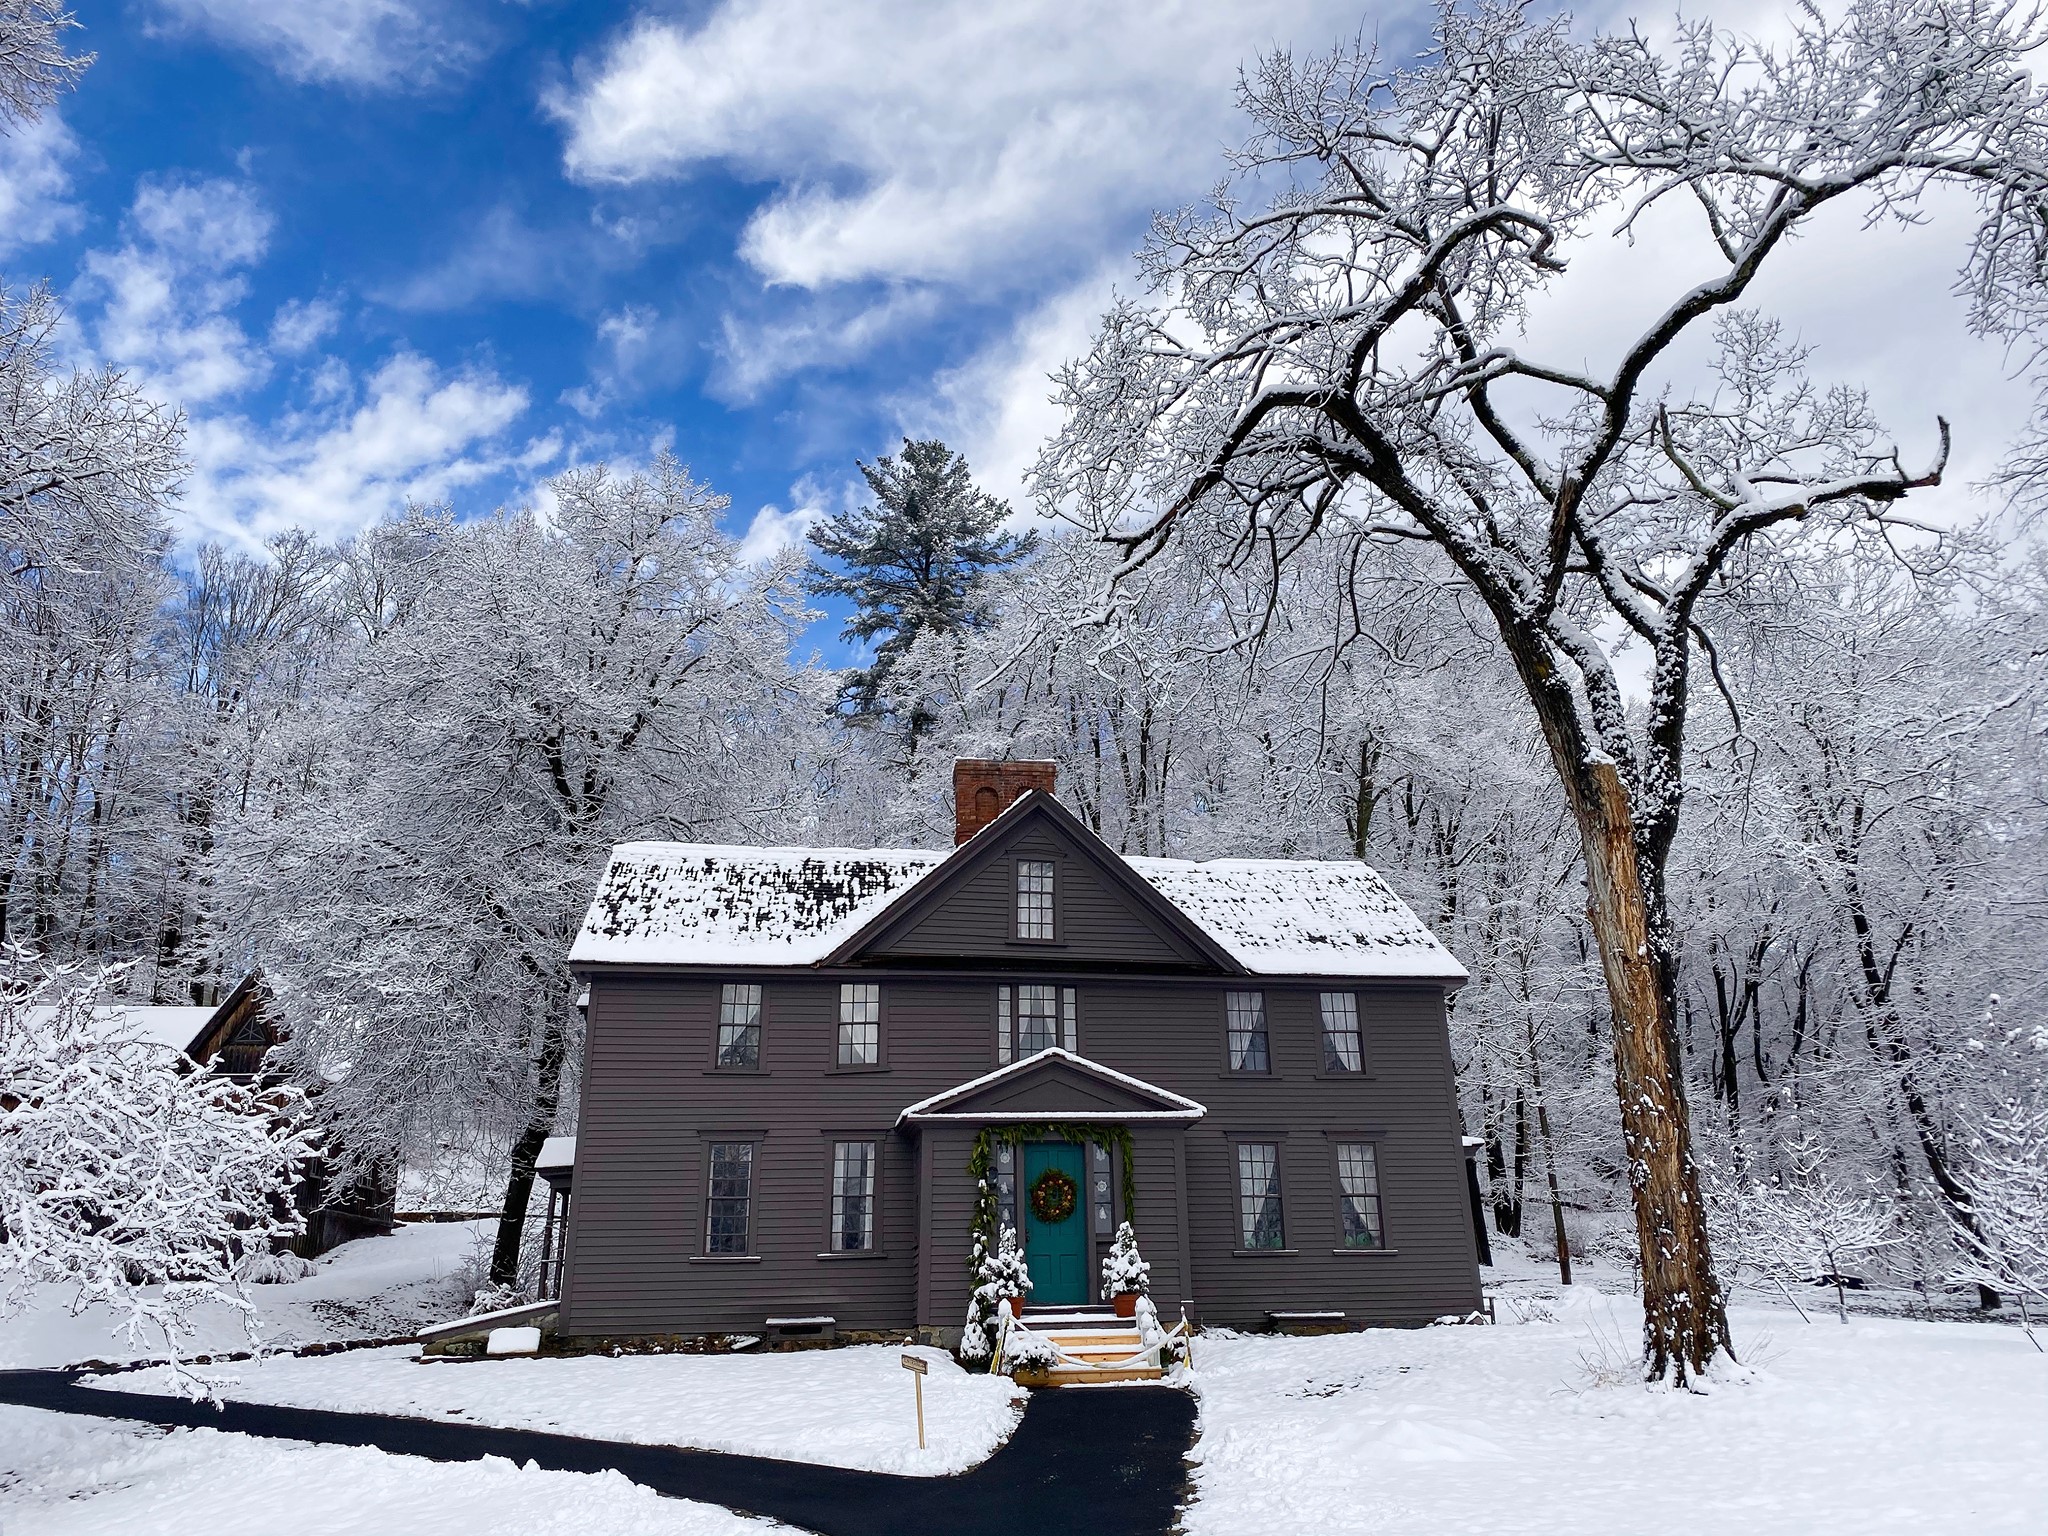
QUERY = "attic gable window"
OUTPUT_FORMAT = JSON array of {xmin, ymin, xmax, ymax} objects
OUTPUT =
[
  {"xmin": 996, "ymin": 984, "xmax": 1077, "ymax": 1063},
  {"xmin": 1226, "ymin": 991, "xmax": 1270, "ymax": 1073},
  {"xmin": 1015, "ymin": 859, "xmax": 1056, "ymax": 940},
  {"xmin": 837, "ymin": 983, "xmax": 881, "ymax": 1067},
  {"xmin": 717, "ymin": 984, "xmax": 762, "ymax": 1069}
]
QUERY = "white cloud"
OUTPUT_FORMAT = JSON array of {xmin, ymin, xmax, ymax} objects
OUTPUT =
[
  {"xmin": 71, "ymin": 177, "xmax": 542, "ymax": 546},
  {"xmin": 0, "ymin": 112, "xmax": 82, "ymax": 258},
  {"xmin": 75, "ymin": 177, "xmax": 275, "ymax": 405},
  {"xmin": 552, "ymin": 0, "xmax": 1370, "ymax": 290},
  {"xmin": 915, "ymin": 268, "xmax": 1119, "ymax": 511},
  {"xmin": 148, "ymin": 0, "xmax": 486, "ymax": 89},
  {"xmin": 269, "ymin": 296, "xmax": 342, "ymax": 355},
  {"xmin": 737, "ymin": 497, "xmax": 823, "ymax": 565},
  {"xmin": 179, "ymin": 352, "xmax": 535, "ymax": 545}
]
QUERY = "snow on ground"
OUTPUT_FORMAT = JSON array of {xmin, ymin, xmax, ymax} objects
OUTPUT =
[
  {"xmin": 0, "ymin": 1405, "xmax": 768, "ymax": 1536},
  {"xmin": 97, "ymin": 1342, "xmax": 1028, "ymax": 1477},
  {"xmin": 1, "ymin": 1221, "xmax": 483, "ymax": 1369},
  {"xmin": 1183, "ymin": 1288, "xmax": 2048, "ymax": 1536}
]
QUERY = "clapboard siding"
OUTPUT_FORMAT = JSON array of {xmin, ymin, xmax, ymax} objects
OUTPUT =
[
  {"xmin": 559, "ymin": 963, "xmax": 1479, "ymax": 1338},
  {"xmin": 864, "ymin": 824, "xmax": 1208, "ymax": 969}
]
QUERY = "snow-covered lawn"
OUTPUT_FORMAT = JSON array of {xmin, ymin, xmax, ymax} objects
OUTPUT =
[
  {"xmin": 1, "ymin": 1220, "xmax": 483, "ymax": 1369},
  {"xmin": 98, "ymin": 1342, "xmax": 1028, "ymax": 1477},
  {"xmin": 1185, "ymin": 1290, "xmax": 2048, "ymax": 1536},
  {"xmin": 0, "ymin": 1405, "xmax": 768, "ymax": 1536}
]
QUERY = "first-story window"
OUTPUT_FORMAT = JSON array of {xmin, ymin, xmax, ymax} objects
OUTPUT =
[
  {"xmin": 998, "ymin": 984, "xmax": 1077, "ymax": 1061},
  {"xmin": 706, "ymin": 1141, "xmax": 754, "ymax": 1254},
  {"xmin": 1319, "ymin": 992, "xmax": 1363, "ymax": 1073},
  {"xmin": 838, "ymin": 982, "xmax": 880, "ymax": 1066},
  {"xmin": 1335, "ymin": 1142, "xmax": 1385, "ymax": 1248},
  {"xmin": 717, "ymin": 983, "xmax": 763, "ymax": 1068},
  {"xmin": 1236, "ymin": 1141, "xmax": 1285, "ymax": 1249},
  {"xmin": 1226, "ymin": 991, "xmax": 1270, "ymax": 1073},
  {"xmin": 830, "ymin": 1140, "xmax": 876, "ymax": 1251}
]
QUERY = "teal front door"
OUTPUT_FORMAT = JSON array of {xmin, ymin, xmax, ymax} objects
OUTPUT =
[{"xmin": 1022, "ymin": 1142, "xmax": 1089, "ymax": 1305}]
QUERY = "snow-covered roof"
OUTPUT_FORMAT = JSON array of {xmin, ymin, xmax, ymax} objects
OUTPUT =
[
  {"xmin": 569, "ymin": 843, "xmax": 945, "ymax": 967},
  {"xmin": 898, "ymin": 1047, "xmax": 1208, "ymax": 1124},
  {"xmin": 535, "ymin": 1135, "xmax": 577, "ymax": 1172},
  {"xmin": 570, "ymin": 834, "xmax": 1465, "ymax": 981},
  {"xmin": 25, "ymin": 1003, "xmax": 218, "ymax": 1055},
  {"xmin": 1127, "ymin": 857, "xmax": 1467, "ymax": 980}
]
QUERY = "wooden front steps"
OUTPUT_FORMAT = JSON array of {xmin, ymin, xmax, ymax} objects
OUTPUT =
[{"xmin": 1011, "ymin": 1307, "xmax": 1164, "ymax": 1387}]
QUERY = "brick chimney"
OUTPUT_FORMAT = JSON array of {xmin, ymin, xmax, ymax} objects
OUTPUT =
[{"xmin": 953, "ymin": 759, "xmax": 1056, "ymax": 845}]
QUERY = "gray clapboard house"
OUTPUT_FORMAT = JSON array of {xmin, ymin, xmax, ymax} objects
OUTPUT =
[{"xmin": 553, "ymin": 760, "xmax": 1481, "ymax": 1346}]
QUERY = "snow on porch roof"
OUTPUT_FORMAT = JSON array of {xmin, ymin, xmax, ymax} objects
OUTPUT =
[
  {"xmin": 568, "ymin": 839, "xmax": 1466, "ymax": 981},
  {"xmin": 897, "ymin": 1047, "xmax": 1208, "ymax": 1125}
]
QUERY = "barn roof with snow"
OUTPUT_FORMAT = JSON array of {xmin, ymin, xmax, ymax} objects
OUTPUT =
[{"xmin": 569, "ymin": 791, "xmax": 1465, "ymax": 982}]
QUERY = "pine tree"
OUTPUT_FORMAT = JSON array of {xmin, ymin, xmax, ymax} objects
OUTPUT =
[{"xmin": 805, "ymin": 438, "xmax": 1035, "ymax": 735}]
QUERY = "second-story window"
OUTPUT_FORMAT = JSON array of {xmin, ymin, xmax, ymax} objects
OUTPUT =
[
  {"xmin": 1319, "ymin": 992, "xmax": 1363, "ymax": 1073},
  {"xmin": 1016, "ymin": 859, "xmax": 1055, "ymax": 939},
  {"xmin": 998, "ymin": 984, "xmax": 1077, "ymax": 1062},
  {"xmin": 838, "ymin": 982, "xmax": 881, "ymax": 1066},
  {"xmin": 1226, "ymin": 990, "xmax": 1270, "ymax": 1073},
  {"xmin": 717, "ymin": 983, "xmax": 762, "ymax": 1069}
]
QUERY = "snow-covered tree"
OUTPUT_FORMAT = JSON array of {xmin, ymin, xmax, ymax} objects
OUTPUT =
[
  {"xmin": 1100, "ymin": 1221, "xmax": 1150, "ymax": 1300},
  {"xmin": 227, "ymin": 456, "xmax": 812, "ymax": 1287},
  {"xmin": 0, "ymin": 955, "xmax": 311, "ymax": 1377},
  {"xmin": 1033, "ymin": 0, "xmax": 2048, "ymax": 1382},
  {"xmin": 807, "ymin": 437, "xmax": 1035, "ymax": 738},
  {"xmin": 961, "ymin": 1225, "xmax": 1032, "ymax": 1359},
  {"xmin": 1711, "ymin": 1131, "xmax": 1902, "ymax": 1323},
  {"xmin": 0, "ymin": 1, "xmax": 88, "ymax": 129},
  {"xmin": 1953, "ymin": 1020, "xmax": 2048, "ymax": 1325}
]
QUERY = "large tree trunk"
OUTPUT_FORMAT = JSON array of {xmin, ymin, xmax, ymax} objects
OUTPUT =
[
  {"xmin": 491, "ymin": 1004, "xmax": 571, "ymax": 1290},
  {"xmin": 1575, "ymin": 761, "xmax": 1731, "ymax": 1382}
]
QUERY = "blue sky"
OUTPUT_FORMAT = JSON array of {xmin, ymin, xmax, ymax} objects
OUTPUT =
[
  {"xmin": 0, "ymin": 0, "xmax": 1406, "ymax": 564},
  {"xmin": 1, "ymin": 0, "xmax": 2024, "ymax": 591}
]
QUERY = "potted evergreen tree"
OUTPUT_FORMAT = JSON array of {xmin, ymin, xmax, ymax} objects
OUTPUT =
[{"xmin": 1100, "ymin": 1222, "xmax": 1150, "ymax": 1318}]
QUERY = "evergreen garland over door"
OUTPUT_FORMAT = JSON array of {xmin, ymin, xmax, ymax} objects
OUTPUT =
[{"xmin": 1021, "ymin": 1143, "xmax": 1088, "ymax": 1305}]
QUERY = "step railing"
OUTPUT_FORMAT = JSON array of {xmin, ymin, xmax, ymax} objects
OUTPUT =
[{"xmin": 991, "ymin": 1306, "xmax": 1192, "ymax": 1376}]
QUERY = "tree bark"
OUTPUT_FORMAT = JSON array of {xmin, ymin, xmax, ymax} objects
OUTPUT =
[
  {"xmin": 491, "ymin": 1003, "xmax": 571, "ymax": 1290},
  {"xmin": 1573, "ymin": 761, "xmax": 1730, "ymax": 1381}
]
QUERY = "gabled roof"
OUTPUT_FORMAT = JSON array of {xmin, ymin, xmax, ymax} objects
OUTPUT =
[
  {"xmin": 897, "ymin": 1048, "xmax": 1208, "ymax": 1124},
  {"xmin": 824, "ymin": 790, "xmax": 1243, "ymax": 973},
  {"xmin": 26, "ymin": 1003, "xmax": 218, "ymax": 1056},
  {"xmin": 569, "ymin": 794, "xmax": 1466, "ymax": 981}
]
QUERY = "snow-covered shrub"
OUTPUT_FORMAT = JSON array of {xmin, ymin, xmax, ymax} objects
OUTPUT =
[
  {"xmin": 961, "ymin": 1226, "xmax": 1032, "ymax": 1359},
  {"xmin": 1952, "ymin": 1070, "xmax": 2048, "ymax": 1313},
  {"xmin": 470, "ymin": 1280, "xmax": 532, "ymax": 1317},
  {"xmin": 0, "ymin": 956, "xmax": 313, "ymax": 1384},
  {"xmin": 1708, "ymin": 1133, "xmax": 1901, "ymax": 1322},
  {"xmin": 237, "ymin": 1250, "xmax": 317, "ymax": 1285},
  {"xmin": 1100, "ymin": 1221, "xmax": 1150, "ymax": 1300},
  {"xmin": 999, "ymin": 1325, "xmax": 1060, "ymax": 1374}
]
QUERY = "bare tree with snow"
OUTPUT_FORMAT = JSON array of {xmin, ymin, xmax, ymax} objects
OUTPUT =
[
  {"xmin": 1034, "ymin": 0, "xmax": 2048, "ymax": 1381},
  {"xmin": 0, "ymin": 953, "xmax": 310, "ymax": 1382}
]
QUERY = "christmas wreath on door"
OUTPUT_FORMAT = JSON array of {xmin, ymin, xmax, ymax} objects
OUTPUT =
[{"xmin": 1028, "ymin": 1166, "xmax": 1078, "ymax": 1224}]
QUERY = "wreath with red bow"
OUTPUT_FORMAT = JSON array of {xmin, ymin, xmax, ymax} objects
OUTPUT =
[{"xmin": 1029, "ymin": 1166, "xmax": 1079, "ymax": 1225}]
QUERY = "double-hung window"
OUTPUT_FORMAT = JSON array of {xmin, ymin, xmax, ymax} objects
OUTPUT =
[
  {"xmin": 1319, "ymin": 992, "xmax": 1363, "ymax": 1073},
  {"xmin": 717, "ymin": 983, "xmax": 762, "ymax": 1069},
  {"xmin": 830, "ymin": 1140, "xmax": 876, "ymax": 1252},
  {"xmin": 1015, "ymin": 859, "xmax": 1055, "ymax": 939},
  {"xmin": 705, "ymin": 1142, "xmax": 754, "ymax": 1254},
  {"xmin": 1236, "ymin": 1142, "xmax": 1286, "ymax": 1249},
  {"xmin": 997, "ymin": 984, "xmax": 1077, "ymax": 1063},
  {"xmin": 1335, "ymin": 1142, "xmax": 1385, "ymax": 1248},
  {"xmin": 1226, "ymin": 991, "xmax": 1270, "ymax": 1073},
  {"xmin": 837, "ymin": 983, "xmax": 880, "ymax": 1066}
]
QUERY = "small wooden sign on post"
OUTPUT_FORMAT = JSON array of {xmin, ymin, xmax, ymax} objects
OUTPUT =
[{"xmin": 901, "ymin": 1352, "xmax": 928, "ymax": 1449}]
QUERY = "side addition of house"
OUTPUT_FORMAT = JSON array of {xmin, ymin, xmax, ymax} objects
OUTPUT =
[{"xmin": 552, "ymin": 760, "xmax": 1480, "ymax": 1346}]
